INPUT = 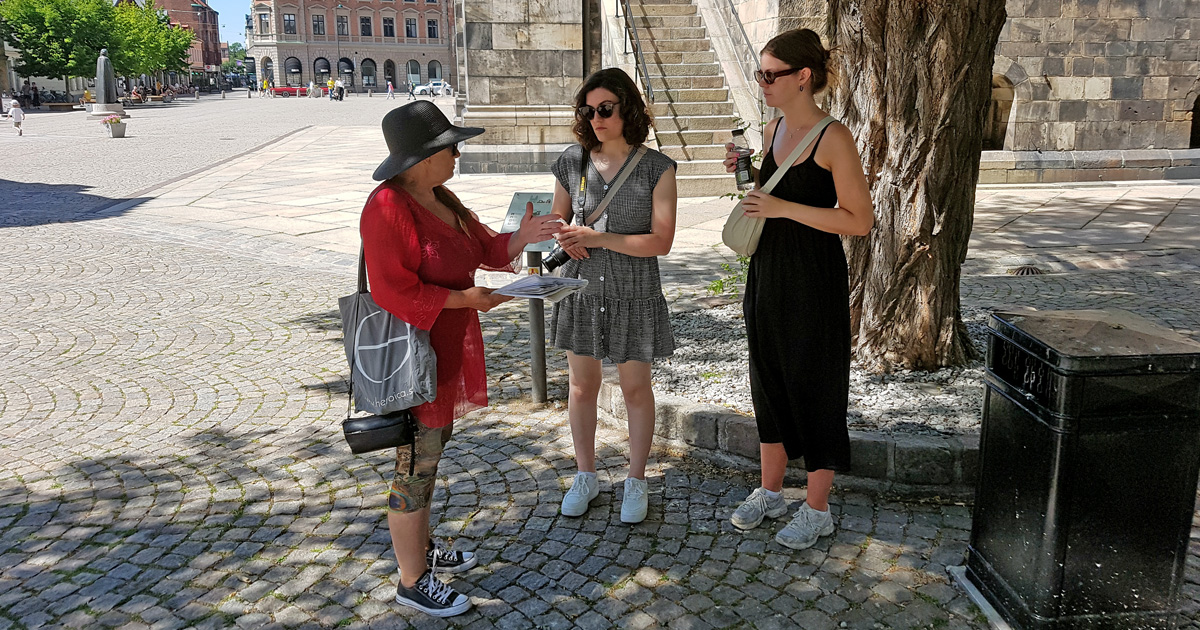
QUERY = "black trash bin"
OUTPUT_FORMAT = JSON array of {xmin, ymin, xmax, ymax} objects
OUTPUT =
[{"xmin": 963, "ymin": 309, "xmax": 1200, "ymax": 630}]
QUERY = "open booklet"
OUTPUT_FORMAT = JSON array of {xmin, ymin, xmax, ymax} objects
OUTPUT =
[{"xmin": 493, "ymin": 274, "xmax": 588, "ymax": 303}]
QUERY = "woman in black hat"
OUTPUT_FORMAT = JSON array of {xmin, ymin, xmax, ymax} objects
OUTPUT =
[{"xmin": 360, "ymin": 101, "xmax": 561, "ymax": 617}]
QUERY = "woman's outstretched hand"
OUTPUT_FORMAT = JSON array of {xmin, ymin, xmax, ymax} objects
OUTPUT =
[{"xmin": 516, "ymin": 202, "xmax": 563, "ymax": 246}]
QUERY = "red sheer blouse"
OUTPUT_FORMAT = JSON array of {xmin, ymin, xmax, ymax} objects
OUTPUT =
[{"xmin": 360, "ymin": 182, "xmax": 515, "ymax": 428}]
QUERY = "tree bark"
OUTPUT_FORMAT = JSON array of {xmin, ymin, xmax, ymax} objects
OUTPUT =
[{"xmin": 827, "ymin": 0, "xmax": 1006, "ymax": 372}]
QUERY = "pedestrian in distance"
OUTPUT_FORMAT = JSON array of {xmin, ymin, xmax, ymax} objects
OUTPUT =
[
  {"xmin": 386, "ymin": 80, "xmax": 396, "ymax": 99},
  {"xmin": 335, "ymin": 78, "xmax": 345, "ymax": 101},
  {"xmin": 327, "ymin": 77, "xmax": 335, "ymax": 100},
  {"xmin": 30, "ymin": 83, "xmax": 40, "ymax": 109},
  {"xmin": 7, "ymin": 99, "xmax": 24, "ymax": 136},
  {"xmin": 359, "ymin": 101, "xmax": 561, "ymax": 617},
  {"xmin": 407, "ymin": 81, "xmax": 415, "ymax": 100},
  {"xmin": 722, "ymin": 28, "xmax": 874, "ymax": 550},
  {"xmin": 549, "ymin": 67, "xmax": 679, "ymax": 525}
]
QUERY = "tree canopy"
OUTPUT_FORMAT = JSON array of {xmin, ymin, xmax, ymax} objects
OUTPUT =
[{"xmin": 0, "ymin": 0, "xmax": 194, "ymax": 80}]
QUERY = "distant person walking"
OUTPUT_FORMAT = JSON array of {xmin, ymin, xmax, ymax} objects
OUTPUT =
[
  {"xmin": 335, "ymin": 78, "xmax": 345, "ymax": 101},
  {"xmin": 407, "ymin": 81, "xmax": 415, "ymax": 100},
  {"xmin": 8, "ymin": 99, "xmax": 24, "ymax": 136},
  {"xmin": 386, "ymin": 80, "xmax": 396, "ymax": 99},
  {"xmin": 30, "ymin": 84, "xmax": 40, "ymax": 109},
  {"xmin": 327, "ymin": 77, "xmax": 335, "ymax": 100}
]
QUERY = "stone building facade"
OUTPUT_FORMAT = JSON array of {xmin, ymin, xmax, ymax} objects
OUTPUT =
[
  {"xmin": 729, "ymin": 0, "xmax": 1200, "ymax": 182},
  {"xmin": 245, "ymin": 0, "xmax": 456, "ymax": 92}
]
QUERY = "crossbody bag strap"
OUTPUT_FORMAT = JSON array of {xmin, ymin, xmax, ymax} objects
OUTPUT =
[
  {"xmin": 583, "ymin": 146, "xmax": 648, "ymax": 226},
  {"xmin": 759, "ymin": 116, "xmax": 835, "ymax": 195}
]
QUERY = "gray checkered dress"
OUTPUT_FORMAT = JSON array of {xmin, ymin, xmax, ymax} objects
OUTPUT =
[{"xmin": 548, "ymin": 144, "xmax": 676, "ymax": 364}]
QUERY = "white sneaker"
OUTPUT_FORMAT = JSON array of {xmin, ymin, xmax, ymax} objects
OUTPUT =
[
  {"xmin": 561, "ymin": 472, "xmax": 599, "ymax": 517},
  {"xmin": 730, "ymin": 487, "xmax": 789, "ymax": 530},
  {"xmin": 620, "ymin": 477, "xmax": 648, "ymax": 524},
  {"xmin": 775, "ymin": 502, "xmax": 835, "ymax": 550}
]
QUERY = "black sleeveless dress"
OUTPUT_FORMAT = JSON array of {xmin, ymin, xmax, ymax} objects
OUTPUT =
[{"xmin": 743, "ymin": 124, "xmax": 852, "ymax": 472}]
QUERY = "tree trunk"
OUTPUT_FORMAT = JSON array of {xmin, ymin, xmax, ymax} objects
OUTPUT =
[{"xmin": 827, "ymin": 0, "xmax": 1006, "ymax": 372}]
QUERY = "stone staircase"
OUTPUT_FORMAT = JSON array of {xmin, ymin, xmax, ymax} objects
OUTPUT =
[{"xmin": 626, "ymin": 0, "xmax": 736, "ymax": 197}]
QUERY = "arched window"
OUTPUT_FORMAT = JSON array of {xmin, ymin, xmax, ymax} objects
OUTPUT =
[
  {"xmin": 1191, "ymin": 96, "xmax": 1200, "ymax": 149},
  {"xmin": 406, "ymin": 60, "xmax": 420, "ymax": 85},
  {"xmin": 361, "ymin": 59, "xmax": 377, "ymax": 87},
  {"xmin": 428, "ymin": 60, "xmax": 441, "ymax": 80},
  {"xmin": 284, "ymin": 56, "xmax": 302, "ymax": 86},
  {"xmin": 983, "ymin": 75, "xmax": 1015, "ymax": 151},
  {"xmin": 384, "ymin": 60, "xmax": 396, "ymax": 85},
  {"xmin": 314, "ymin": 57, "xmax": 331, "ymax": 85},
  {"xmin": 262, "ymin": 57, "xmax": 274, "ymax": 84}
]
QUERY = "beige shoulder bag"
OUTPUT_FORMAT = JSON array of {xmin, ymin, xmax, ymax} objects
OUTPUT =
[{"xmin": 721, "ymin": 116, "xmax": 835, "ymax": 256}]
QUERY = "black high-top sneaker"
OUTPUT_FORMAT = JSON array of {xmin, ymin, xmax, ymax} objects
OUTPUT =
[
  {"xmin": 427, "ymin": 538, "xmax": 478, "ymax": 573},
  {"xmin": 394, "ymin": 569, "xmax": 471, "ymax": 617}
]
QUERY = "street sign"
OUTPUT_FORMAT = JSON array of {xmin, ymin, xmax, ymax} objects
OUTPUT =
[{"xmin": 501, "ymin": 192, "xmax": 556, "ymax": 252}]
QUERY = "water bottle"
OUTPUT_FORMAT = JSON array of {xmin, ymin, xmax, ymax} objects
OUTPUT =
[{"xmin": 731, "ymin": 128, "xmax": 754, "ymax": 191}]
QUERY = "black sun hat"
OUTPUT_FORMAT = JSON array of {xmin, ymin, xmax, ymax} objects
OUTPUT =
[{"xmin": 372, "ymin": 101, "xmax": 485, "ymax": 181}]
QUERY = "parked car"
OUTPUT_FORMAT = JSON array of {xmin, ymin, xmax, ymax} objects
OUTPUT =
[
  {"xmin": 270, "ymin": 86, "xmax": 326, "ymax": 97},
  {"xmin": 414, "ymin": 80, "xmax": 453, "ymax": 96}
]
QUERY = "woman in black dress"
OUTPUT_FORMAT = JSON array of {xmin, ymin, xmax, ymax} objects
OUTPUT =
[{"xmin": 723, "ymin": 29, "xmax": 874, "ymax": 550}]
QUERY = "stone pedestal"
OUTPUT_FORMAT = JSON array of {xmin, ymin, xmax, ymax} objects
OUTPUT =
[
  {"xmin": 88, "ymin": 103, "xmax": 127, "ymax": 119},
  {"xmin": 458, "ymin": 0, "xmax": 590, "ymax": 174}
]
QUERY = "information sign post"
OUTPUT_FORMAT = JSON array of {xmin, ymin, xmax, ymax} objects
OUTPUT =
[{"xmin": 501, "ymin": 193, "xmax": 557, "ymax": 403}]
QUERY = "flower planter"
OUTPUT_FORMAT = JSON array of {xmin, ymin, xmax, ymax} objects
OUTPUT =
[{"xmin": 107, "ymin": 122, "xmax": 127, "ymax": 138}]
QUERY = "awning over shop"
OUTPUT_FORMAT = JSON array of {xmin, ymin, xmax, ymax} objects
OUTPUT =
[{"xmin": 285, "ymin": 57, "xmax": 302, "ymax": 74}]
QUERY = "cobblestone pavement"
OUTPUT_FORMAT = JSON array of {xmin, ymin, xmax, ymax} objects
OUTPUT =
[{"xmin": 5, "ymin": 112, "xmax": 1200, "ymax": 628}]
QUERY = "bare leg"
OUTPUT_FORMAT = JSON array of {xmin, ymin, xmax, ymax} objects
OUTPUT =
[
  {"xmin": 389, "ymin": 508, "xmax": 429, "ymax": 587},
  {"xmin": 760, "ymin": 443, "xmax": 787, "ymax": 493},
  {"xmin": 805, "ymin": 470, "xmax": 835, "ymax": 512},
  {"xmin": 616, "ymin": 360, "xmax": 655, "ymax": 480},
  {"xmin": 567, "ymin": 352, "xmax": 602, "ymax": 473}
]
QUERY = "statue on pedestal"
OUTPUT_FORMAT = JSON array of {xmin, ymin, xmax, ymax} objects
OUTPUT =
[
  {"xmin": 96, "ymin": 49, "xmax": 118, "ymax": 104},
  {"xmin": 90, "ymin": 47, "xmax": 126, "ymax": 118}
]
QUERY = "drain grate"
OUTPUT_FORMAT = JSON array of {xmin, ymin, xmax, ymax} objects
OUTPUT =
[{"xmin": 1007, "ymin": 265, "xmax": 1047, "ymax": 276}]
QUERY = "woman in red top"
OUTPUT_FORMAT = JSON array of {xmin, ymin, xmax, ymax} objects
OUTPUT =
[{"xmin": 361, "ymin": 101, "xmax": 560, "ymax": 617}]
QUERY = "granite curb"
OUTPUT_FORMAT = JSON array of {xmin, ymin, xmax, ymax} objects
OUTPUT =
[{"xmin": 596, "ymin": 366, "xmax": 980, "ymax": 499}]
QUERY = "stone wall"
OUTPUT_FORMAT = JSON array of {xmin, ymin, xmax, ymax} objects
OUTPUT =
[{"xmin": 458, "ymin": 0, "xmax": 585, "ymax": 173}]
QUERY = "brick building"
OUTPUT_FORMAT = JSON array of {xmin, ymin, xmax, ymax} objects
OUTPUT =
[
  {"xmin": 244, "ymin": 0, "xmax": 456, "ymax": 91},
  {"xmin": 159, "ymin": 0, "xmax": 222, "ymax": 79}
]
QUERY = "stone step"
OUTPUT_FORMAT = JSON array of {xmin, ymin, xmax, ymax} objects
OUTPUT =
[
  {"xmin": 654, "ymin": 87, "xmax": 730, "ymax": 102},
  {"xmin": 638, "ymin": 38, "xmax": 711, "ymax": 52},
  {"xmin": 651, "ymin": 100, "xmax": 734, "ymax": 117},
  {"xmin": 640, "ymin": 27, "xmax": 708, "ymax": 39},
  {"xmin": 649, "ymin": 75, "xmax": 725, "ymax": 90},
  {"xmin": 628, "ymin": 3, "xmax": 698, "ymax": 16},
  {"xmin": 659, "ymin": 144, "xmax": 731, "ymax": 160},
  {"xmin": 656, "ymin": 129, "xmax": 735, "ymax": 146},
  {"xmin": 646, "ymin": 63, "xmax": 722, "ymax": 78},
  {"xmin": 645, "ymin": 50, "xmax": 716, "ymax": 65},
  {"xmin": 630, "ymin": 15, "xmax": 704, "ymax": 28},
  {"xmin": 676, "ymin": 174, "xmax": 737, "ymax": 197},
  {"xmin": 676, "ymin": 159, "xmax": 732, "ymax": 176},
  {"xmin": 654, "ymin": 114, "xmax": 735, "ymax": 132},
  {"xmin": 630, "ymin": 0, "xmax": 695, "ymax": 4}
]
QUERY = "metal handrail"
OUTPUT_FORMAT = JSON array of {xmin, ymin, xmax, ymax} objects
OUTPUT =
[
  {"xmin": 725, "ymin": 0, "xmax": 759, "ymax": 89},
  {"xmin": 619, "ymin": 0, "xmax": 655, "ymax": 104}
]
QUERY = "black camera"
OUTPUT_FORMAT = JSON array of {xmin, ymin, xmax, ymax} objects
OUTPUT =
[{"xmin": 542, "ymin": 247, "xmax": 573, "ymax": 273}]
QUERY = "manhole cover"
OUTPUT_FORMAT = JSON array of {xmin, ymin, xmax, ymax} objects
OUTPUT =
[{"xmin": 1007, "ymin": 265, "xmax": 1047, "ymax": 276}]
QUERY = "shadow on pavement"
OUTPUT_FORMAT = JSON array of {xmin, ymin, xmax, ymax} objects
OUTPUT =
[{"xmin": 0, "ymin": 180, "xmax": 147, "ymax": 227}]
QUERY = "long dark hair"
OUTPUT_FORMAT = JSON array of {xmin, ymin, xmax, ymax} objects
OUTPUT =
[
  {"xmin": 761, "ymin": 28, "xmax": 837, "ymax": 93},
  {"xmin": 572, "ymin": 68, "xmax": 653, "ymax": 151}
]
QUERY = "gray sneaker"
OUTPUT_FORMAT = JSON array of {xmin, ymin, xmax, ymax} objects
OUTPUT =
[
  {"xmin": 730, "ymin": 487, "xmax": 789, "ymax": 530},
  {"xmin": 775, "ymin": 501, "xmax": 835, "ymax": 550}
]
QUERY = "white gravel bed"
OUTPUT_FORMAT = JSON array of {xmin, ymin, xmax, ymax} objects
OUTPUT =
[{"xmin": 653, "ymin": 303, "xmax": 993, "ymax": 436}]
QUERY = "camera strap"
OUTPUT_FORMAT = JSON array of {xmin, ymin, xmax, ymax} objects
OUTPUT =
[{"xmin": 576, "ymin": 145, "xmax": 648, "ymax": 227}]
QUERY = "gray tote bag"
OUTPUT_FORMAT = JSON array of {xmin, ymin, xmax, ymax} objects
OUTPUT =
[{"xmin": 339, "ymin": 248, "xmax": 437, "ymax": 415}]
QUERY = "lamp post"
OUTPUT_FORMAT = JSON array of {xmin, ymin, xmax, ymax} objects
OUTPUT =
[
  {"xmin": 336, "ymin": 3, "xmax": 344, "ymax": 84},
  {"xmin": 220, "ymin": 23, "xmax": 226, "ymax": 98}
]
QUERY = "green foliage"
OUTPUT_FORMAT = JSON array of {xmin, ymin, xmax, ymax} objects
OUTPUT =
[
  {"xmin": 227, "ymin": 41, "xmax": 246, "ymax": 61},
  {"xmin": 111, "ymin": 0, "xmax": 193, "ymax": 76},
  {"xmin": 0, "ymin": 0, "xmax": 116, "ymax": 80},
  {"xmin": 707, "ymin": 254, "xmax": 751, "ymax": 297},
  {"xmin": 0, "ymin": 0, "xmax": 193, "ymax": 81}
]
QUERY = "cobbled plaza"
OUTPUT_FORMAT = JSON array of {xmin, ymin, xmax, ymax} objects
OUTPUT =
[{"xmin": 2, "ymin": 95, "xmax": 1200, "ymax": 630}]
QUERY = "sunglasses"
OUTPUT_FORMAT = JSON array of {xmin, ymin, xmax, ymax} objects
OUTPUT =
[
  {"xmin": 576, "ymin": 102, "xmax": 619, "ymax": 121},
  {"xmin": 754, "ymin": 67, "xmax": 801, "ymax": 85}
]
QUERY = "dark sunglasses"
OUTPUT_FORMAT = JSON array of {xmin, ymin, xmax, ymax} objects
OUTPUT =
[
  {"xmin": 576, "ymin": 102, "xmax": 619, "ymax": 121},
  {"xmin": 754, "ymin": 67, "xmax": 801, "ymax": 85}
]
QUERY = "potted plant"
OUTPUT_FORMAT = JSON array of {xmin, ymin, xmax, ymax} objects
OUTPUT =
[{"xmin": 101, "ymin": 114, "xmax": 127, "ymax": 138}]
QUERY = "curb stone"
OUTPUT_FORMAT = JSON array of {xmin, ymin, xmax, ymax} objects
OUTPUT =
[{"xmin": 596, "ymin": 366, "xmax": 980, "ymax": 499}]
